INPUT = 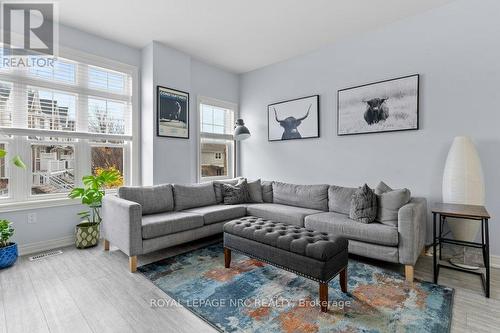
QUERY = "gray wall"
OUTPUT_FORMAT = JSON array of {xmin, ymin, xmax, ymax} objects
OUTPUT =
[
  {"xmin": 239, "ymin": 0, "xmax": 500, "ymax": 255},
  {"xmin": 141, "ymin": 42, "xmax": 239, "ymax": 186}
]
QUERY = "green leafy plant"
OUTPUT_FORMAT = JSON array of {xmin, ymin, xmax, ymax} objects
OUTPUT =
[
  {"xmin": 69, "ymin": 169, "xmax": 120, "ymax": 224},
  {"xmin": 0, "ymin": 149, "xmax": 27, "ymax": 169},
  {"xmin": 0, "ymin": 219, "xmax": 14, "ymax": 248}
]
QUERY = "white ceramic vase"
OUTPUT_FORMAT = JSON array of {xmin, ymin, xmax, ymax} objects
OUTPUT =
[{"xmin": 442, "ymin": 136, "xmax": 485, "ymax": 242}]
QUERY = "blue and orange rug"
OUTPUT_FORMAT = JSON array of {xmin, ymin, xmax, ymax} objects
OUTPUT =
[{"xmin": 139, "ymin": 243, "xmax": 453, "ymax": 332}]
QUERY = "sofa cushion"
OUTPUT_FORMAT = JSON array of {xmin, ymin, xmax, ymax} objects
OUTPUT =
[
  {"xmin": 349, "ymin": 184, "xmax": 377, "ymax": 223},
  {"xmin": 141, "ymin": 211, "xmax": 204, "ymax": 239},
  {"xmin": 246, "ymin": 203, "xmax": 323, "ymax": 227},
  {"xmin": 213, "ymin": 178, "xmax": 243, "ymax": 203},
  {"xmin": 375, "ymin": 181, "xmax": 411, "ymax": 227},
  {"xmin": 222, "ymin": 179, "xmax": 250, "ymax": 205},
  {"xmin": 273, "ymin": 182, "xmax": 329, "ymax": 211},
  {"xmin": 184, "ymin": 205, "xmax": 246, "ymax": 225},
  {"xmin": 173, "ymin": 183, "xmax": 217, "ymax": 211},
  {"xmin": 118, "ymin": 184, "xmax": 174, "ymax": 215},
  {"xmin": 304, "ymin": 212, "xmax": 398, "ymax": 246},
  {"xmin": 247, "ymin": 179, "xmax": 264, "ymax": 203},
  {"xmin": 329, "ymin": 185, "xmax": 356, "ymax": 215},
  {"xmin": 261, "ymin": 181, "xmax": 273, "ymax": 203}
]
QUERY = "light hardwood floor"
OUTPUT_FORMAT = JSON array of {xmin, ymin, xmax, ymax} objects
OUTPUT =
[{"xmin": 0, "ymin": 237, "xmax": 498, "ymax": 333}]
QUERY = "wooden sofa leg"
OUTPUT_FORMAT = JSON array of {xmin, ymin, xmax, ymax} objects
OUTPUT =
[
  {"xmin": 319, "ymin": 282, "xmax": 328, "ymax": 312},
  {"xmin": 405, "ymin": 265, "xmax": 414, "ymax": 283},
  {"xmin": 340, "ymin": 268, "xmax": 347, "ymax": 293},
  {"xmin": 103, "ymin": 239, "xmax": 110, "ymax": 251},
  {"xmin": 129, "ymin": 256, "xmax": 137, "ymax": 273},
  {"xmin": 224, "ymin": 248, "xmax": 231, "ymax": 268}
]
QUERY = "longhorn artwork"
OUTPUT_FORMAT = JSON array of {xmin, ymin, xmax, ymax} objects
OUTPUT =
[
  {"xmin": 337, "ymin": 74, "xmax": 419, "ymax": 135},
  {"xmin": 268, "ymin": 95, "xmax": 319, "ymax": 141}
]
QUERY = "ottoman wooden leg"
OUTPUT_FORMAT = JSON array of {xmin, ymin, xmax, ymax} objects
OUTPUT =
[
  {"xmin": 319, "ymin": 282, "xmax": 328, "ymax": 312},
  {"xmin": 340, "ymin": 268, "xmax": 348, "ymax": 293},
  {"xmin": 224, "ymin": 248, "xmax": 231, "ymax": 268}
]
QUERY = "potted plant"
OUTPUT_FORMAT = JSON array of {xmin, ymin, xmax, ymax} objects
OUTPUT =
[
  {"xmin": 0, "ymin": 149, "xmax": 26, "ymax": 269},
  {"xmin": 69, "ymin": 169, "xmax": 120, "ymax": 249},
  {"xmin": 0, "ymin": 219, "xmax": 17, "ymax": 269}
]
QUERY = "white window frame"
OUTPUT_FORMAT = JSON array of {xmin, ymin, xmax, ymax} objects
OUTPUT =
[
  {"xmin": 197, "ymin": 96, "xmax": 237, "ymax": 182},
  {"xmin": 0, "ymin": 46, "xmax": 140, "ymax": 212}
]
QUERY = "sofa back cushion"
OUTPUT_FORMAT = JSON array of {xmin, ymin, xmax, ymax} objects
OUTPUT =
[
  {"xmin": 273, "ymin": 182, "xmax": 329, "ymax": 211},
  {"xmin": 213, "ymin": 178, "xmax": 243, "ymax": 203},
  {"xmin": 329, "ymin": 185, "xmax": 356, "ymax": 215},
  {"xmin": 118, "ymin": 184, "xmax": 174, "ymax": 215},
  {"xmin": 261, "ymin": 181, "xmax": 273, "ymax": 203},
  {"xmin": 375, "ymin": 181, "xmax": 411, "ymax": 227},
  {"xmin": 173, "ymin": 183, "xmax": 217, "ymax": 211}
]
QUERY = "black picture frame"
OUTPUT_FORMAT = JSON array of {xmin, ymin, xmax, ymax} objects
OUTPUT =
[
  {"xmin": 337, "ymin": 74, "xmax": 419, "ymax": 136},
  {"xmin": 157, "ymin": 85, "xmax": 190, "ymax": 139},
  {"xmin": 267, "ymin": 95, "xmax": 320, "ymax": 142}
]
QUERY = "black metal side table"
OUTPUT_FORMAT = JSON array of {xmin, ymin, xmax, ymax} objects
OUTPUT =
[{"xmin": 432, "ymin": 203, "xmax": 491, "ymax": 298}]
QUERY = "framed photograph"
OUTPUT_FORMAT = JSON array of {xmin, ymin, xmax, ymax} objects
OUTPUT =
[
  {"xmin": 157, "ymin": 86, "xmax": 189, "ymax": 138},
  {"xmin": 268, "ymin": 95, "xmax": 319, "ymax": 141},
  {"xmin": 337, "ymin": 74, "xmax": 419, "ymax": 136}
]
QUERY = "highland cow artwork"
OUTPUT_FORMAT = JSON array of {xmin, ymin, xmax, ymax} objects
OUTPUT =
[
  {"xmin": 337, "ymin": 75, "xmax": 419, "ymax": 135},
  {"xmin": 268, "ymin": 95, "xmax": 319, "ymax": 141}
]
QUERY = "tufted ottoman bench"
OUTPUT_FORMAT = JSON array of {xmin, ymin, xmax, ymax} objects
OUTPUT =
[{"xmin": 223, "ymin": 216, "xmax": 348, "ymax": 312}]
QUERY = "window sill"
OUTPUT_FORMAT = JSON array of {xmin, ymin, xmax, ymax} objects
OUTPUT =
[
  {"xmin": 0, "ymin": 189, "xmax": 119, "ymax": 213},
  {"xmin": 0, "ymin": 197, "xmax": 83, "ymax": 213}
]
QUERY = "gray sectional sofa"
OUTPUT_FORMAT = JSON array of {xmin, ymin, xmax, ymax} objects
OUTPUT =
[{"xmin": 102, "ymin": 179, "xmax": 426, "ymax": 281}]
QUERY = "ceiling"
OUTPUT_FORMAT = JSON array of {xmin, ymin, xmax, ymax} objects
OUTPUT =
[{"xmin": 57, "ymin": 0, "xmax": 454, "ymax": 73}]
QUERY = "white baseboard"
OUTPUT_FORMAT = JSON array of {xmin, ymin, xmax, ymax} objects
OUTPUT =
[
  {"xmin": 18, "ymin": 235, "xmax": 75, "ymax": 256},
  {"xmin": 491, "ymin": 255, "xmax": 500, "ymax": 269}
]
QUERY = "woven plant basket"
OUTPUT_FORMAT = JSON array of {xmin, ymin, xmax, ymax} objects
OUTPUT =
[{"xmin": 75, "ymin": 222, "xmax": 100, "ymax": 249}]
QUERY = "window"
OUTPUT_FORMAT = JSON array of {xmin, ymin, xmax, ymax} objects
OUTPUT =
[
  {"xmin": 198, "ymin": 98, "xmax": 236, "ymax": 181},
  {"xmin": 0, "ymin": 47, "xmax": 136, "ymax": 204}
]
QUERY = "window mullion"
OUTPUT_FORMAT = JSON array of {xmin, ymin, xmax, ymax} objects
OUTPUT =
[{"xmin": 76, "ymin": 63, "xmax": 88, "ymax": 132}]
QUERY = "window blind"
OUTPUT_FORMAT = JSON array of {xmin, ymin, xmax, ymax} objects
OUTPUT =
[{"xmin": 0, "ymin": 53, "xmax": 132, "ymax": 140}]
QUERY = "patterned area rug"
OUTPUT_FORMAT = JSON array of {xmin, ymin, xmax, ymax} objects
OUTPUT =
[{"xmin": 139, "ymin": 243, "xmax": 453, "ymax": 333}]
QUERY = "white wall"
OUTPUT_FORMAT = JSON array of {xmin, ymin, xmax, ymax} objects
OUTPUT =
[
  {"xmin": 239, "ymin": 0, "xmax": 500, "ymax": 255},
  {"xmin": 141, "ymin": 42, "xmax": 239, "ymax": 186}
]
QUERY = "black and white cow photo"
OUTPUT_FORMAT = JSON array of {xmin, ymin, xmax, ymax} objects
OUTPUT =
[
  {"xmin": 268, "ymin": 95, "xmax": 319, "ymax": 141},
  {"xmin": 337, "ymin": 75, "xmax": 419, "ymax": 135},
  {"xmin": 157, "ymin": 86, "xmax": 189, "ymax": 138}
]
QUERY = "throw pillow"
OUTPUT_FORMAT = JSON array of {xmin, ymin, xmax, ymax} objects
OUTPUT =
[
  {"xmin": 349, "ymin": 184, "xmax": 377, "ymax": 223},
  {"xmin": 247, "ymin": 179, "xmax": 264, "ymax": 203},
  {"xmin": 222, "ymin": 179, "xmax": 250, "ymax": 205},
  {"xmin": 261, "ymin": 180, "xmax": 273, "ymax": 203},
  {"xmin": 375, "ymin": 181, "xmax": 411, "ymax": 227},
  {"xmin": 213, "ymin": 177, "xmax": 243, "ymax": 203}
]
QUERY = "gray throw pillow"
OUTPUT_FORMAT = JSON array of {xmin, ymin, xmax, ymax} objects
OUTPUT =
[
  {"xmin": 213, "ymin": 177, "xmax": 243, "ymax": 203},
  {"xmin": 247, "ymin": 179, "xmax": 264, "ymax": 203},
  {"xmin": 222, "ymin": 179, "xmax": 250, "ymax": 205},
  {"xmin": 349, "ymin": 184, "xmax": 377, "ymax": 223},
  {"xmin": 375, "ymin": 181, "xmax": 411, "ymax": 227},
  {"xmin": 261, "ymin": 181, "xmax": 273, "ymax": 203},
  {"xmin": 173, "ymin": 183, "xmax": 217, "ymax": 211},
  {"xmin": 118, "ymin": 184, "xmax": 174, "ymax": 215}
]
